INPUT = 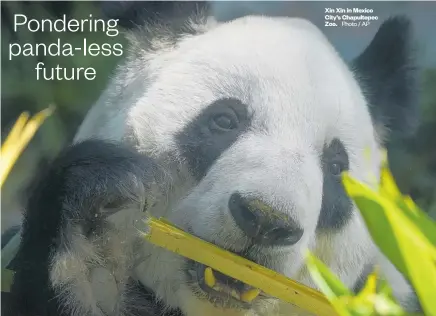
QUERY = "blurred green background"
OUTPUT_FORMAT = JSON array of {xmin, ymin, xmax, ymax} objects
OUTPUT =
[{"xmin": 1, "ymin": 1, "xmax": 435, "ymax": 232}]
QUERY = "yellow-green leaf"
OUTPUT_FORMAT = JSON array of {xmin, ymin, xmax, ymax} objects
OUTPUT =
[
  {"xmin": 372, "ymin": 294, "xmax": 405, "ymax": 315},
  {"xmin": 356, "ymin": 268, "xmax": 378, "ymax": 298},
  {"xmin": 342, "ymin": 172, "xmax": 436, "ymax": 315},
  {"xmin": 0, "ymin": 107, "xmax": 54, "ymax": 187},
  {"xmin": 330, "ymin": 297, "xmax": 354, "ymax": 316},
  {"xmin": 379, "ymin": 163, "xmax": 436, "ymax": 247},
  {"xmin": 305, "ymin": 252, "xmax": 354, "ymax": 316},
  {"xmin": 396, "ymin": 196, "xmax": 436, "ymax": 247},
  {"xmin": 377, "ymin": 277, "xmax": 396, "ymax": 302},
  {"xmin": 305, "ymin": 251, "xmax": 352, "ymax": 299},
  {"xmin": 379, "ymin": 159, "xmax": 402, "ymax": 201}
]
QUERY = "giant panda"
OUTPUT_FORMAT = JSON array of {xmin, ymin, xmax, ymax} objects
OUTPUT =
[{"xmin": 4, "ymin": 2, "xmax": 421, "ymax": 316}]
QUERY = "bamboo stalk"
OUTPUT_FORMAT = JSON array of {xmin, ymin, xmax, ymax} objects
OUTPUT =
[{"xmin": 142, "ymin": 217, "xmax": 337, "ymax": 316}]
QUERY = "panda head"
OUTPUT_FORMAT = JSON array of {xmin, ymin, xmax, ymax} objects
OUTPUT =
[{"xmin": 78, "ymin": 2, "xmax": 419, "ymax": 315}]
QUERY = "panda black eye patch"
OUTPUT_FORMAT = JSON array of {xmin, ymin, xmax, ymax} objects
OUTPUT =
[
  {"xmin": 317, "ymin": 138, "xmax": 353, "ymax": 231},
  {"xmin": 323, "ymin": 138, "xmax": 349, "ymax": 176},
  {"xmin": 176, "ymin": 97, "xmax": 251, "ymax": 180}
]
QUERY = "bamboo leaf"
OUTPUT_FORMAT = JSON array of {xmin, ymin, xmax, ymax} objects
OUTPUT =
[
  {"xmin": 0, "ymin": 106, "xmax": 54, "ymax": 187},
  {"xmin": 306, "ymin": 251, "xmax": 352, "ymax": 299},
  {"xmin": 342, "ymin": 172, "xmax": 436, "ymax": 315},
  {"xmin": 356, "ymin": 268, "xmax": 378, "ymax": 299},
  {"xmin": 396, "ymin": 196, "xmax": 436, "ymax": 247},
  {"xmin": 379, "ymin": 158, "xmax": 436, "ymax": 247}
]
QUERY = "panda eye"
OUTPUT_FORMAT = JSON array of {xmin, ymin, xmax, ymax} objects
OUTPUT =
[
  {"xmin": 210, "ymin": 113, "xmax": 238, "ymax": 131},
  {"xmin": 329, "ymin": 162, "xmax": 344, "ymax": 176}
]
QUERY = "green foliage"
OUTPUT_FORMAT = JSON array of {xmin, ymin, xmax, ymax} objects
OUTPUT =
[
  {"xmin": 306, "ymin": 254, "xmax": 406, "ymax": 316},
  {"xmin": 306, "ymin": 152, "xmax": 436, "ymax": 316}
]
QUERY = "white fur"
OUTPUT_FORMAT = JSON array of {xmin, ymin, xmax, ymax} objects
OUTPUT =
[{"xmin": 65, "ymin": 14, "xmax": 414, "ymax": 316}]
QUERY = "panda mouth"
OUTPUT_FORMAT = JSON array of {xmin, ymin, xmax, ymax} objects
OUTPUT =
[{"xmin": 186, "ymin": 260, "xmax": 262, "ymax": 307}]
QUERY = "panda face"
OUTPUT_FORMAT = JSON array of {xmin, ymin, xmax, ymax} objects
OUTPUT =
[
  {"xmin": 71, "ymin": 7, "xmax": 418, "ymax": 315},
  {"xmin": 127, "ymin": 16, "xmax": 382, "ymax": 314}
]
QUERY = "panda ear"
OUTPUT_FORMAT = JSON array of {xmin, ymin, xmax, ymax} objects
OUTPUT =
[
  {"xmin": 352, "ymin": 16, "xmax": 420, "ymax": 142},
  {"xmin": 100, "ymin": 1, "xmax": 210, "ymax": 29}
]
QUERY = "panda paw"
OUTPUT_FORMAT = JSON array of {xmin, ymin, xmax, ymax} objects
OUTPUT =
[{"xmin": 10, "ymin": 140, "xmax": 164, "ymax": 316}]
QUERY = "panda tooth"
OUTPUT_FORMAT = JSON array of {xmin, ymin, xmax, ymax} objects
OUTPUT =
[
  {"xmin": 212, "ymin": 284, "xmax": 222, "ymax": 292},
  {"xmin": 230, "ymin": 289, "xmax": 240, "ymax": 300},
  {"xmin": 204, "ymin": 267, "xmax": 216, "ymax": 287},
  {"xmin": 241, "ymin": 288, "xmax": 261, "ymax": 303}
]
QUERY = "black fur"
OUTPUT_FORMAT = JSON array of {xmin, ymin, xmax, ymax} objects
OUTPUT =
[
  {"xmin": 176, "ymin": 97, "xmax": 252, "ymax": 181},
  {"xmin": 6, "ymin": 140, "xmax": 164, "ymax": 316},
  {"xmin": 352, "ymin": 16, "xmax": 420, "ymax": 141},
  {"xmin": 317, "ymin": 138, "xmax": 353, "ymax": 231},
  {"xmin": 124, "ymin": 280, "xmax": 184, "ymax": 316}
]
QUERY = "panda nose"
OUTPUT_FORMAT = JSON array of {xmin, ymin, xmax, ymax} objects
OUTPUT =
[{"xmin": 229, "ymin": 192, "xmax": 304, "ymax": 246}]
